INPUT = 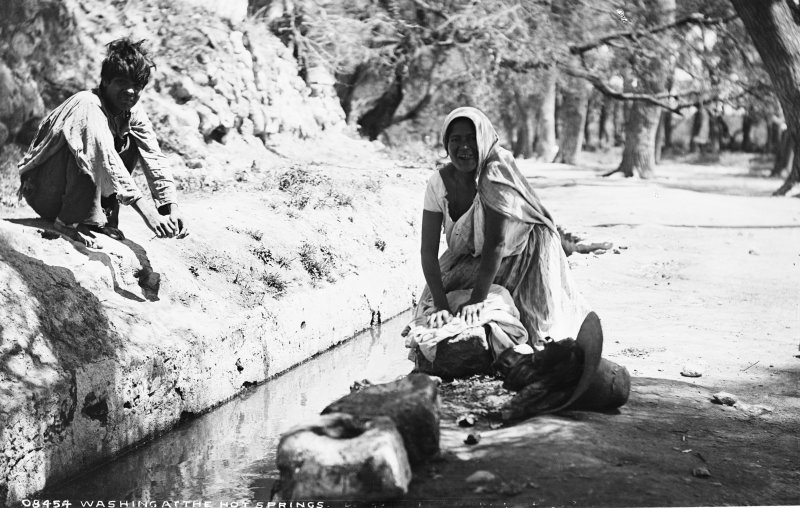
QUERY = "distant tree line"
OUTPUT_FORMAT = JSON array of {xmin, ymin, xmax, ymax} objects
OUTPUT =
[{"xmin": 251, "ymin": 0, "xmax": 800, "ymax": 195}]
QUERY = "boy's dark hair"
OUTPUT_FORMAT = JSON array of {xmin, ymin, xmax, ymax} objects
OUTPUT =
[{"xmin": 100, "ymin": 38, "xmax": 155, "ymax": 88}]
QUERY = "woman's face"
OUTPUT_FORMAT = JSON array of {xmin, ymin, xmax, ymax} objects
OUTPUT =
[{"xmin": 447, "ymin": 119, "xmax": 478, "ymax": 173}]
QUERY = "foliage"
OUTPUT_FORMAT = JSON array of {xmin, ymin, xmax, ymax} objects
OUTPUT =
[
  {"xmin": 255, "ymin": 0, "xmax": 779, "ymax": 152},
  {"xmin": 298, "ymin": 241, "xmax": 336, "ymax": 282}
]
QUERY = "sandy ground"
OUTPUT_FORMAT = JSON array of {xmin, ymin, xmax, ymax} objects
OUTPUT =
[
  {"xmin": 2, "ymin": 140, "xmax": 798, "ymax": 506},
  {"xmin": 402, "ymin": 152, "xmax": 800, "ymax": 506}
]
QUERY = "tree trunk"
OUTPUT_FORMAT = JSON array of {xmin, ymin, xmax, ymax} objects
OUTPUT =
[
  {"xmin": 690, "ymin": 104, "xmax": 709, "ymax": 153},
  {"xmin": 513, "ymin": 91, "xmax": 536, "ymax": 159},
  {"xmin": 607, "ymin": 0, "xmax": 674, "ymax": 178},
  {"xmin": 655, "ymin": 111, "xmax": 665, "ymax": 164},
  {"xmin": 772, "ymin": 127, "xmax": 794, "ymax": 176},
  {"xmin": 614, "ymin": 100, "xmax": 626, "ymax": 146},
  {"xmin": 556, "ymin": 78, "xmax": 591, "ymax": 165},
  {"xmin": 731, "ymin": 0, "xmax": 800, "ymax": 195},
  {"xmin": 707, "ymin": 112, "xmax": 721, "ymax": 160},
  {"xmin": 765, "ymin": 118, "xmax": 781, "ymax": 154},
  {"xmin": 598, "ymin": 95, "xmax": 615, "ymax": 149},
  {"xmin": 741, "ymin": 111, "xmax": 753, "ymax": 151},
  {"xmin": 615, "ymin": 101, "xmax": 660, "ymax": 178},
  {"xmin": 583, "ymin": 91, "xmax": 596, "ymax": 150},
  {"xmin": 534, "ymin": 67, "xmax": 558, "ymax": 161}
]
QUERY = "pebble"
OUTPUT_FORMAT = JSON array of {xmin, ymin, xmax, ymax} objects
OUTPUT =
[
  {"xmin": 736, "ymin": 403, "xmax": 773, "ymax": 416},
  {"xmin": 464, "ymin": 433, "xmax": 481, "ymax": 445},
  {"xmin": 457, "ymin": 414, "xmax": 476, "ymax": 427},
  {"xmin": 680, "ymin": 365, "xmax": 702, "ymax": 378},
  {"xmin": 692, "ymin": 466, "xmax": 711, "ymax": 478},
  {"xmin": 466, "ymin": 470, "xmax": 497, "ymax": 483},
  {"xmin": 40, "ymin": 230, "xmax": 60, "ymax": 240},
  {"xmin": 711, "ymin": 392, "xmax": 737, "ymax": 406}
]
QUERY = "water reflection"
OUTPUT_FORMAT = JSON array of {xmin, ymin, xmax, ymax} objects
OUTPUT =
[{"xmin": 42, "ymin": 312, "xmax": 413, "ymax": 502}]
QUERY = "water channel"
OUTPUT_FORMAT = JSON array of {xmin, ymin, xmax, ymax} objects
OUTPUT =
[{"xmin": 41, "ymin": 311, "xmax": 414, "ymax": 502}]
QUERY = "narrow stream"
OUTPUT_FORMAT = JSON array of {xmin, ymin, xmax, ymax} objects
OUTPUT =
[{"xmin": 42, "ymin": 311, "xmax": 414, "ymax": 502}]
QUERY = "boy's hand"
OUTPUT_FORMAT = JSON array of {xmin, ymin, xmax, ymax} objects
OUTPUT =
[
  {"xmin": 146, "ymin": 211, "xmax": 178, "ymax": 238},
  {"xmin": 168, "ymin": 205, "xmax": 189, "ymax": 238},
  {"xmin": 134, "ymin": 199, "xmax": 177, "ymax": 238}
]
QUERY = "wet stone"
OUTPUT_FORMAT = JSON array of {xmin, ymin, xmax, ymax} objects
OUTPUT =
[
  {"xmin": 322, "ymin": 373, "xmax": 440, "ymax": 465},
  {"xmin": 274, "ymin": 413, "xmax": 411, "ymax": 501},
  {"xmin": 466, "ymin": 470, "xmax": 498, "ymax": 483},
  {"xmin": 413, "ymin": 326, "xmax": 493, "ymax": 379},
  {"xmin": 457, "ymin": 414, "xmax": 476, "ymax": 427},
  {"xmin": 464, "ymin": 433, "xmax": 481, "ymax": 445}
]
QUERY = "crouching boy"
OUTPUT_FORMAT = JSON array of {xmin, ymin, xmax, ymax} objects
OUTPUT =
[{"xmin": 18, "ymin": 37, "xmax": 188, "ymax": 247}]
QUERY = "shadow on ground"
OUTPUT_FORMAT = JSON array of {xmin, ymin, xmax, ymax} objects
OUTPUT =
[{"xmin": 400, "ymin": 376, "xmax": 800, "ymax": 507}]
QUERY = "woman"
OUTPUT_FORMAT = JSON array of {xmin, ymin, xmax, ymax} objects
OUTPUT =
[{"xmin": 413, "ymin": 106, "xmax": 589, "ymax": 359}]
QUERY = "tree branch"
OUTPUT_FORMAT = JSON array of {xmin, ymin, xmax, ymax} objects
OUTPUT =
[
  {"xmin": 569, "ymin": 12, "xmax": 738, "ymax": 54},
  {"xmin": 560, "ymin": 65, "xmax": 684, "ymax": 114}
]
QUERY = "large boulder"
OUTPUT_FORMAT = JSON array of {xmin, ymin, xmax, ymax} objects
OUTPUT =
[
  {"xmin": 274, "ymin": 413, "xmax": 411, "ymax": 502},
  {"xmin": 322, "ymin": 373, "xmax": 440, "ymax": 465},
  {"xmin": 413, "ymin": 326, "xmax": 494, "ymax": 379}
]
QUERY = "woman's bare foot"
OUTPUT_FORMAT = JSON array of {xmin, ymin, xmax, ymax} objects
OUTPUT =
[{"xmin": 53, "ymin": 219, "xmax": 102, "ymax": 249}]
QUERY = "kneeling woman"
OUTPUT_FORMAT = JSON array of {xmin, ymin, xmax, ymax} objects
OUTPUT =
[{"xmin": 413, "ymin": 106, "xmax": 589, "ymax": 360}]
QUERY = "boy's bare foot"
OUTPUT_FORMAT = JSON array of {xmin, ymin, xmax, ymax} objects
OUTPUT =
[
  {"xmin": 104, "ymin": 199, "xmax": 120, "ymax": 228},
  {"xmin": 53, "ymin": 219, "xmax": 102, "ymax": 249},
  {"xmin": 93, "ymin": 225, "xmax": 126, "ymax": 240}
]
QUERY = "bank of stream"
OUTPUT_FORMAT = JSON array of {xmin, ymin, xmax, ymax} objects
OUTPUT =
[{"xmin": 38, "ymin": 312, "xmax": 414, "ymax": 502}]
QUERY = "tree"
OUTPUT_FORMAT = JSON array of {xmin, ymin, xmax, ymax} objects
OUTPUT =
[
  {"xmin": 556, "ymin": 74, "xmax": 592, "ymax": 164},
  {"xmin": 729, "ymin": 0, "xmax": 800, "ymax": 195}
]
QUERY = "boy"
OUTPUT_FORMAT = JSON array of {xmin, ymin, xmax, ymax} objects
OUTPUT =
[{"xmin": 18, "ymin": 38, "xmax": 188, "ymax": 247}]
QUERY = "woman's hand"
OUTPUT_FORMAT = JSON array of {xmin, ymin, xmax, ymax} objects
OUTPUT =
[
  {"xmin": 427, "ymin": 308, "xmax": 453, "ymax": 329},
  {"xmin": 456, "ymin": 300, "xmax": 485, "ymax": 327}
]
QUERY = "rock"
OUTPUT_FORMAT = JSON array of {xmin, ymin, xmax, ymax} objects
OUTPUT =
[
  {"xmin": 136, "ymin": 268, "xmax": 161, "ymax": 294},
  {"xmin": 571, "ymin": 359, "xmax": 631, "ymax": 411},
  {"xmin": 350, "ymin": 379, "xmax": 372, "ymax": 392},
  {"xmin": 692, "ymin": 466, "xmax": 711, "ymax": 478},
  {"xmin": 457, "ymin": 414, "xmax": 476, "ymax": 427},
  {"xmin": 413, "ymin": 326, "xmax": 493, "ymax": 379},
  {"xmin": 274, "ymin": 413, "xmax": 411, "ymax": 501},
  {"xmin": 322, "ymin": 373, "xmax": 440, "ymax": 464},
  {"xmin": 575, "ymin": 241, "xmax": 613, "ymax": 254},
  {"xmin": 736, "ymin": 403, "xmax": 773, "ymax": 416},
  {"xmin": 466, "ymin": 470, "xmax": 497, "ymax": 484},
  {"xmin": 680, "ymin": 365, "xmax": 703, "ymax": 378},
  {"xmin": 169, "ymin": 76, "xmax": 199, "ymax": 104},
  {"xmin": 464, "ymin": 433, "xmax": 481, "ymax": 445},
  {"xmin": 711, "ymin": 392, "xmax": 737, "ymax": 406}
]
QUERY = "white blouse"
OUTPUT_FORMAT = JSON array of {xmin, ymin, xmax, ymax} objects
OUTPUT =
[{"xmin": 423, "ymin": 170, "xmax": 532, "ymax": 257}]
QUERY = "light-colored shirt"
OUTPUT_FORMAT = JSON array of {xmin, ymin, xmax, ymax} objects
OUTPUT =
[
  {"xmin": 423, "ymin": 169, "xmax": 531, "ymax": 257},
  {"xmin": 18, "ymin": 90, "xmax": 177, "ymax": 207}
]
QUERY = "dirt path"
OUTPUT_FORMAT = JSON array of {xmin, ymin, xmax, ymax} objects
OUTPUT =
[{"xmin": 404, "ymin": 155, "xmax": 800, "ymax": 506}]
